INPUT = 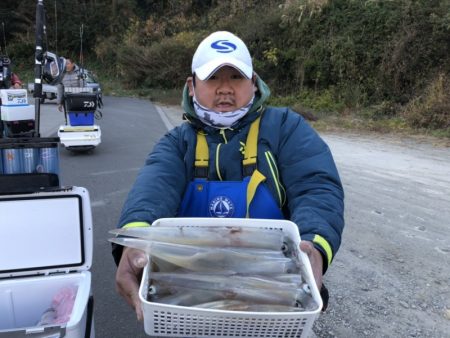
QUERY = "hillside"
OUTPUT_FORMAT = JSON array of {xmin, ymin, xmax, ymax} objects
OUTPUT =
[{"xmin": 2, "ymin": 0, "xmax": 449, "ymax": 136}]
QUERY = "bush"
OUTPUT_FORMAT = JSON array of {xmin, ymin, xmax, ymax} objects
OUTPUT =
[
  {"xmin": 403, "ymin": 72, "xmax": 450, "ymax": 130},
  {"xmin": 11, "ymin": 0, "xmax": 444, "ymax": 133},
  {"xmin": 277, "ymin": 0, "xmax": 450, "ymax": 109},
  {"xmin": 117, "ymin": 32, "xmax": 201, "ymax": 89},
  {"xmin": 269, "ymin": 87, "xmax": 345, "ymax": 114}
]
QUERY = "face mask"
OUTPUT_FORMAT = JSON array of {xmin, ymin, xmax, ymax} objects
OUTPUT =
[{"xmin": 193, "ymin": 94, "xmax": 254, "ymax": 129}]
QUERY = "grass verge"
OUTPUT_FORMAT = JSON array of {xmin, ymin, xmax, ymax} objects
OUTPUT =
[{"xmin": 146, "ymin": 87, "xmax": 450, "ymax": 144}]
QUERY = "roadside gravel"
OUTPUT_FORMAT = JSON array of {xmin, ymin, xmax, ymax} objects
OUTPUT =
[
  {"xmin": 314, "ymin": 132, "xmax": 450, "ymax": 338},
  {"xmin": 157, "ymin": 104, "xmax": 450, "ymax": 338}
]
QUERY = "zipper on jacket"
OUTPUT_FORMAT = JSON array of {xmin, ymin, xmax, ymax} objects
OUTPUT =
[
  {"xmin": 264, "ymin": 151, "xmax": 286, "ymax": 207},
  {"xmin": 214, "ymin": 129, "xmax": 229, "ymax": 181},
  {"xmin": 215, "ymin": 143, "xmax": 223, "ymax": 181},
  {"xmin": 219, "ymin": 129, "xmax": 228, "ymax": 144}
]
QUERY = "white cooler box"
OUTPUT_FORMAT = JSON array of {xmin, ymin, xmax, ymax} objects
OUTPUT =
[
  {"xmin": 139, "ymin": 218, "xmax": 323, "ymax": 338},
  {"xmin": 1, "ymin": 105, "xmax": 35, "ymax": 122},
  {"xmin": 58, "ymin": 125, "xmax": 101, "ymax": 149},
  {"xmin": 0, "ymin": 89, "xmax": 34, "ymax": 122},
  {"xmin": 0, "ymin": 89, "xmax": 28, "ymax": 106},
  {"xmin": 0, "ymin": 187, "xmax": 94, "ymax": 338}
]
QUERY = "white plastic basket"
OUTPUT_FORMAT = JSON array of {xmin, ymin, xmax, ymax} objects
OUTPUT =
[{"xmin": 139, "ymin": 217, "xmax": 322, "ymax": 338}]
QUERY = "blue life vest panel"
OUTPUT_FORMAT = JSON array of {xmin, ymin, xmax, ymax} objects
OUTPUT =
[{"xmin": 178, "ymin": 116, "xmax": 283, "ymax": 219}]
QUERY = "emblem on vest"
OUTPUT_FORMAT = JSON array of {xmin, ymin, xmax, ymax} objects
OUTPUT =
[{"xmin": 209, "ymin": 196, "xmax": 235, "ymax": 218}]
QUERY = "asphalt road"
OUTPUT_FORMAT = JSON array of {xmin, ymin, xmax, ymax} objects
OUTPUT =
[
  {"xmin": 36, "ymin": 97, "xmax": 450, "ymax": 338},
  {"xmin": 38, "ymin": 96, "xmax": 172, "ymax": 338}
]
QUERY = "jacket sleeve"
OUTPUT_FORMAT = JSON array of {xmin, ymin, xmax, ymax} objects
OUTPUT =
[
  {"xmin": 56, "ymin": 83, "xmax": 64, "ymax": 105},
  {"xmin": 278, "ymin": 109, "xmax": 345, "ymax": 271},
  {"xmin": 112, "ymin": 127, "xmax": 189, "ymax": 264},
  {"xmin": 117, "ymin": 128, "xmax": 188, "ymax": 228}
]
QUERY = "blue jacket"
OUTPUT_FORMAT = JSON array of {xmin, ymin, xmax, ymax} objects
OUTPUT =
[{"xmin": 115, "ymin": 77, "xmax": 345, "ymax": 270}]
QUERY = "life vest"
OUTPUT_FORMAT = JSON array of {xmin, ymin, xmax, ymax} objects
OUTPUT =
[{"xmin": 178, "ymin": 116, "xmax": 283, "ymax": 219}]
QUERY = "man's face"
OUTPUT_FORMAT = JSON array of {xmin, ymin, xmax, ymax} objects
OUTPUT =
[
  {"xmin": 65, "ymin": 60, "xmax": 74, "ymax": 72},
  {"xmin": 187, "ymin": 66, "xmax": 256, "ymax": 112}
]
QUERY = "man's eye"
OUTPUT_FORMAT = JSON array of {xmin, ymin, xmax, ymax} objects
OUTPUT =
[{"xmin": 231, "ymin": 74, "xmax": 244, "ymax": 80}]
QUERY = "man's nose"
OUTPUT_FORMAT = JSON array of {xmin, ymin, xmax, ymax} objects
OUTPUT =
[{"xmin": 216, "ymin": 78, "xmax": 233, "ymax": 94}]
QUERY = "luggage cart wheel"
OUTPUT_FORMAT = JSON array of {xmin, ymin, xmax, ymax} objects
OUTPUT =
[{"xmin": 66, "ymin": 145, "xmax": 96, "ymax": 153}]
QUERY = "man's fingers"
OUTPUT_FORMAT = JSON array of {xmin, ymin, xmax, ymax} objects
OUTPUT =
[
  {"xmin": 131, "ymin": 292, "xmax": 144, "ymax": 321},
  {"xmin": 115, "ymin": 268, "xmax": 139, "ymax": 307},
  {"xmin": 299, "ymin": 241, "xmax": 323, "ymax": 290},
  {"xmin": 299, "ymin": 241, "xmax": 312, "ymax": 254},
  {"xmin": 122, "ymin": 282, "xmax": 143, "ymax": 321},
  {"xmin": 132, "ymin": 253, "xmax": 148, "ymax": 270},
  {"xmin": 115, "ymin": 248, "xmax": 147, "ymax": 320}
]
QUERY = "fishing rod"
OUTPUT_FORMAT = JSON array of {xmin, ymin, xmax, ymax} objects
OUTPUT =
[
  {"xmin": 54, "ymin": 0, "xmax": 58, "ymax": 55},
  {"xmin": 79, "ymin": 23, "xmax": 85, "ymax": 87},
  {"xmin": 33, "ymin": 0, "xmax": 45, "ymax": 137},
  {"xmin": 1, "ymin": 22, "xmax": 8, "ymax": 57},
  {"xmin": 0, "ymin": 22, "xmax": 11, "ymax": 89}
]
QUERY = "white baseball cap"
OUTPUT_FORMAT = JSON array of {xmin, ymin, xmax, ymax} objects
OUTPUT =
[{"xmin": 192, "ymin": 31, "xmax": 253, "ymax": 80}]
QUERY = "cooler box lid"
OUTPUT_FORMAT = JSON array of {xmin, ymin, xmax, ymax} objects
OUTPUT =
[
  {"xmin": 0, "ymin": 137, "xmax": 60, "ymax": 148},
  {"xmin": 0, "ymin": 89, "xmax": 28, "ymax": 106},
  {"xmin": 0, "ymin": 186, "xmax": 93, "ymax": 278},
  {"xmin": 64, "ymin": 92, "xmax": 97, "ymax": 112}
]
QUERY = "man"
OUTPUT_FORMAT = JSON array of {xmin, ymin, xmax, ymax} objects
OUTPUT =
[
  {"xmin": 57, "ymin": 58, "xmax": 82, "ymax": 112},
  {"xmin": 113, "ymin": 31, "xmax": 345, "ymax": 321},
  {"xmin": 61, "ymin": 58, "xmax": 82, "ymax": 87}
]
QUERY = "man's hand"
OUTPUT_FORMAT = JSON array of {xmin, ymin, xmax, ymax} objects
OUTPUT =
[
  {"xmin": 58, "ymin": 104, "xmax": 63, "ymax": 112},
  {"xmin": 115, "ymin": 247, "xmax": 148, "ymax": 321},
  {"xmin": 300, "ymin": 241, "xmax": 323, "ymax": 290}
]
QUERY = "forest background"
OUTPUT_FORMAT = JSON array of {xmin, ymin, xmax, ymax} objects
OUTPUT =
[{"xmin": 1, "ymin": 0, "xmax": 449, "ymax": 137}]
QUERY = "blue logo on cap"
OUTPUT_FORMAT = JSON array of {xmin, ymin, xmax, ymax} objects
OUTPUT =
[{"xmin": 211, "ymin": 40, "xmax": 236, "ymax": 53}]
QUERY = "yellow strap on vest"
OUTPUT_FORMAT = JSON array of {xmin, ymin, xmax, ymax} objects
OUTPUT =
[
  {"xmin": 195, "ymin": 132, "xmax": 209, "ymax": 169},
  {"xmin": 246, "ymin": 169, "xmax": 266, "ymax": 218},
  {"xmin": 243, "ymin": 117, "xmax": 261, "ymax": 167},
  {"xmin": 194, "ymin": 117, "xmax": 261, "ymax": 169},
  {"xmin": 193, "ymin": 118, "xmax": 265, "ymax": 217}
]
